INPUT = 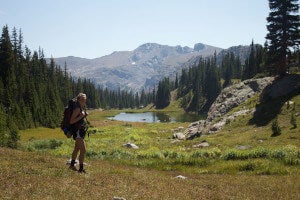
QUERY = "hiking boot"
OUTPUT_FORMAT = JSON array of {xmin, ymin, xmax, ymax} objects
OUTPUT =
[
  {"xmin": 69, "ymin": 165, "xmax": 77, "ymax": 171},
  {"xmin": 78, "ymin": 168, "xmax": 86, "ymax": 173}
]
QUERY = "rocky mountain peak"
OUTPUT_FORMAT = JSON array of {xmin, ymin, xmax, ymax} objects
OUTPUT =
[
  {"xmin": 193, "ymin": 43, "xmax": 205, "ymax": 51},
  {"xmin": 50, "ymin": 42, "xmax": 223, "ymax": 92},
  {"xmin": 136, "ymin": 43, "xmax": 161, "ymax": 52}
]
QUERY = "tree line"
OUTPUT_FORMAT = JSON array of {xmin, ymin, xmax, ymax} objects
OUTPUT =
[{"xmin": 0, "ymin": 25, "xmax": 153, "ymax": 148}]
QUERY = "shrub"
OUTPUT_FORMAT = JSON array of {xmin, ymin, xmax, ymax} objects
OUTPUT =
[
  {"xmin": 290, "ymin": 113, "xmax": 297, "ymax": 129},
  {"xmin": 7, "ymin": 129, "xmax": 20, "ymax": 149},
  {"xmin": 191, "ymin": 148, "xmax": 221, "ymax": 158},
  {"xmin": 30, "ymin": 139, "xmax": 63, "ymax": 150},
  {"xmin": 162, "ymin": 150, "xmax": 185, "ymax": 159},
  {"xmin": 222, "ymin": 150, "xmax": 239, "ymax": 160},
  {"xmin": 239, "ymin": 162, "xmax": 256, "ymax": 171},
  {"xmin": 271, "ymin": 119, "xmax": 281, "ymax": 137},
  {"xmin": 272, "ymin": 149, "xmax": 286, "ymax": 159},
  {"xmin": 222, "ymin": 148, "xmax": 269, "ymax": 160},
  {"xmin": 249, "ymin": 147, "xmax": 268, "ymax": 158}
]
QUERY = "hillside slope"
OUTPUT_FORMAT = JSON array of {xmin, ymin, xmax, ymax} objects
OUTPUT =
[{"xmin": 184, "ymin": 74, "xmax": 300, "ymax": 139}]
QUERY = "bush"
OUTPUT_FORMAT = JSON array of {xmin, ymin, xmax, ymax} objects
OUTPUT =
[
  {"xmin": 191, "ymin": 148, "xmax": 221, "ymax": 158},
  {"xmin": 290, "ymin": 113, "xmax": 297, "ymax": 129},
  {"xmin": 272, "ymin": 149, "xmax": 286, "ymax": 159},
  {"xmin": 271, "ymin": 119, "xmax": 281, "ymax": 137},
  {"xmin": 222, "ymin": 150, "xmax": 239, "ymax": 160},
  {"xmin": 239, "ymin": 162, "xmax": 256, "ymax": 171},
  {"xmin": 249, "ymin": 147, "xmax": 268, "ymax": 158},
  {"xmin": 222, "ymin": 148, "xmax": 269, "ymax": 160},
  {"xmin": 7, "ymin": 129, "xmax": 20, "ymax": 149},
  {"xmin": 30, "ymin": 139, "xmax": 63, "ymax": 150}
]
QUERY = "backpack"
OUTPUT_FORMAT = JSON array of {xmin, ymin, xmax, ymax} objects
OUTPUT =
[{"xmin": 61, "ymin": 98, "xmax": 77, "ymax": 138}]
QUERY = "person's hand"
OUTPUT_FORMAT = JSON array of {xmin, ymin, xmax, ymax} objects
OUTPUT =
[{"xmin": 80, "ymin": 111, "xmax": 87, "ymax": 118}]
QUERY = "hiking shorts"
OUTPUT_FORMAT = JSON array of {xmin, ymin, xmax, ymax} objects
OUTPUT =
[{"xmin": 73, "ymin": 128, "xmax": 86, "ymax": 140}]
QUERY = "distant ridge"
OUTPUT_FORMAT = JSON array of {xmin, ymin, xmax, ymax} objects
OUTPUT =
[{"xmin": 50, "ymin": 43, "xmax": 222, "ymax": 92}]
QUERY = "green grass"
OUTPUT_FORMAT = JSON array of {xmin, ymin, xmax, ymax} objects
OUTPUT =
[
  {"xmin": 3, "ymin": 81, "xmax": 300, "ymax": 199},
  {"xmin": 1, "ymin": 147, "xmax": 300, "ymax": 199},
  {"xmin": 19, "ymin": 93, "xmax": 300, "ymax": 175}
]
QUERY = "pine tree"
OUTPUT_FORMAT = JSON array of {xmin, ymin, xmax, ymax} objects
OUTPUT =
[
  {"xmin": 266, "ymin": 0, "xmax": 300, "ymax": 76},
  {"xmin": 204, "ymin": 58, "xmax": 221, "ymax": 109},
  {"xmin": 156, "ymin": 78, "xmax": 171, "ymax": 109},
  {"xmin": 174, "ymin": 73, "xmax": 179, "ymax": 89},
  {"xmin": 221, "ymin": 53, "xmax": 233, "ymax": 88},
  {"xmin": 0, "ymin": 26, "xmax": 13, "ymax": 89}
]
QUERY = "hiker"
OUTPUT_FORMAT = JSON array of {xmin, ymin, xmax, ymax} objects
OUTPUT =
[{"xmin": 69, "ymin": 93, "xmax": 88, "ymax": 173}]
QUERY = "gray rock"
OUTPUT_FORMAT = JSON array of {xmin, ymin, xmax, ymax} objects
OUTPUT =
[
  {"xmin": 184, "ymin": 126, "xmax": 202, "ymax": 140},
  {"xmin": 193, "ymin": 141, "xmax": 210, "ymax": 148},
  {"xmin": 236, "ymin": 145, "xmax": 251, "ymax": 150},
  {"xmin": 173, "ymin": 132, "xmax": 186, "ymax": 140},
  {"xmin": 260, "ymin": 74, "xmax": 300, "ymax": 103},
  {"xmin": 175, "ymin": 175, "xmax": 187, "ymax": 179},
  {"xmin": 123, "ymin": 142, "xmax": 139, "ymax": 149}
]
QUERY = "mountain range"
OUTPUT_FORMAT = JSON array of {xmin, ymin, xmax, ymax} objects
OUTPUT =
[{"xmin": 50, "ymin": 42, "xmax": 252, "ymax": 92}]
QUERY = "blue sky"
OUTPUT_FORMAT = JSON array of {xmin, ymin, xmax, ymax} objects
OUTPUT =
[{"xmin": 0, "ymin": 0, "xmax": 270, "ymax": 59}]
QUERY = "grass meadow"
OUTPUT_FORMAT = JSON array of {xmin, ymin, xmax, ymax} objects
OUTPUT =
[{"xmin": 1, "ymin": 92, "xmax": 300, "ymax": 199}]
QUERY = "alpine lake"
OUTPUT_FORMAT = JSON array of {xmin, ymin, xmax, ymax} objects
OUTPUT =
[{"xmin": 108, "ymin": 111, "xmax": 204, "ymax": 123}]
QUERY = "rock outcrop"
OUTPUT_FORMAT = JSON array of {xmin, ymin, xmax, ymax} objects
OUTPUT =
[
  {"xmin": 184, "ymin": 77, "xmax": 275, "ymax": 139},
  {"xmin": 206, "ymin": 77, "xmax": 274, "ymax": 122}
]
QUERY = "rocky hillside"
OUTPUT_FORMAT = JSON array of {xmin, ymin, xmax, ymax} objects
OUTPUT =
[
  {"xmin": 183, "ymin": 74, "xmax": 300, "ymax": 140},
  {"xmin": 50, "ymin": 43, "xmax": 222, "ymax": 92},
  {"xmin": 180, "ymin": 45, "xmax": 254, "ymax": 71}
]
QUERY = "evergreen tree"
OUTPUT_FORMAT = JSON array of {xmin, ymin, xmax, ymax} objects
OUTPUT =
[
  {"xmin": 156, "ymin": 78, "xmax": 171, "ymax": 109},
  {"xmin": 140, "ymin": 89, "xmax": 147, "ymax": 107},
  {"xmin": 0, "ymin": 26, "xmax": 13, "ymax": 89},
  {"xmin": 221, "ymin": 53, "xmax": 233, "ymax": 88},
  {"xmin": 266, "ymin": 0, "xmax": 300, "ymax": 76},
  {"xmin": 174, "ymin": 73, "xmax": 179, "ymax": 89},
  {"xmin": 204, "ymin": 58, "xmax": 221, "ymax": 109}
]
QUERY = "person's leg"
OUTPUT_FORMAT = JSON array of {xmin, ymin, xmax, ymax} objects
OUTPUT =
[
  {"xmin": 77, "ymin": 138, "xmax": 86, "ymax": 172},
  {"xmin": 72, "ymin": 140, "xmax": 80, "ymax": 161},
  {"xmin": 70, "ymin": 140, "xmax": 80, "ymax": 171}
]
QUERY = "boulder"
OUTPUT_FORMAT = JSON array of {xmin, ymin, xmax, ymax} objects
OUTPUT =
[
  {"xmin": 175, "ymin": 175, "xmax": 187, "ymax": 179},
  {"xmin": 123, "ymin": 142, "xmax": 139, "ymax": 149},
  {"xmin": 260, "ymin": 74, "xmax": 300, "ymax": 102},
  {"xmin": 173, "ymin": 132, "xmax": 186, "ymax": 140},
  {"xmin": 193, "ymin": 141, "xmax": 210, "ymax": 148}
]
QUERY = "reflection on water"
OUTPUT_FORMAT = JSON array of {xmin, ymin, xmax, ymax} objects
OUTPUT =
[{"xmin": 108, "ymin": 112, "xmax": 204, "ymax": 123}]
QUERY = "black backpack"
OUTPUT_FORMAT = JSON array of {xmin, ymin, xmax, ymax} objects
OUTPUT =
[{"xmin": 61, "ymin": 98, "xmax": 77, "ymax": 138}]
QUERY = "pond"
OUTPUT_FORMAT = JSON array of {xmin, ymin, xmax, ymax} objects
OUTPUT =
[{"xmin": 108, "ymin": 112, "xmax": 205, "ymax": 123}]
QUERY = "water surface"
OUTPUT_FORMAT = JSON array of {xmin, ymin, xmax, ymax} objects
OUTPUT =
[{"xmin": 109, "ymin": 112, "xmax": 204, "ymax": 123}]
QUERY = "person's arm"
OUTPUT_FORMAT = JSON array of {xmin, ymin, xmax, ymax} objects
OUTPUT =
[{"xmin": 70, "ymin": 108, "xmax": 84, "ymax": 124}]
